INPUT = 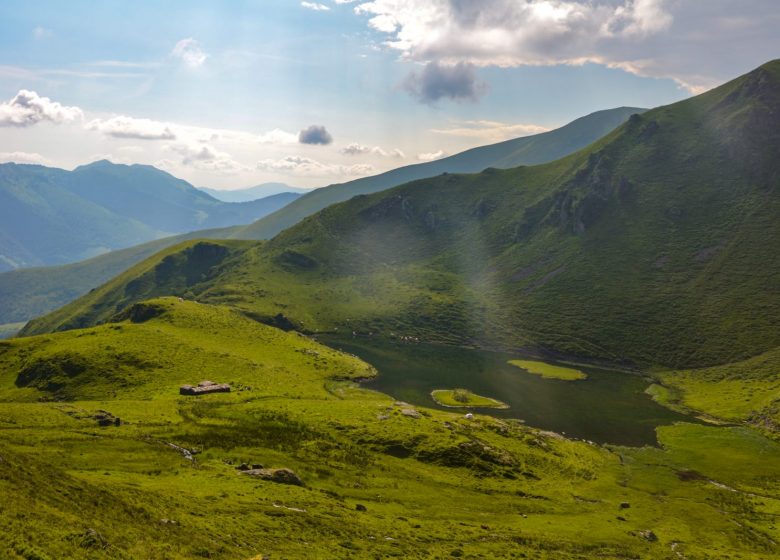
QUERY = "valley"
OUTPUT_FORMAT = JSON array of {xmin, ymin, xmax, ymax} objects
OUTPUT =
[
  {"xmin": 1, "ymin": 298, "xmax": 779, "ymax": 559},
  {"xmin": 0, "ymin": 44, "xmax": 777, "ymax": 558}
]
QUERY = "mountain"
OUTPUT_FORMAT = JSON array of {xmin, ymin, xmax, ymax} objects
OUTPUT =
[
  {"xmin": 0, "ymin": 163, "xmax": 165, "ymax": 270},
  {"xmin": 0, "ymin": 106, "xmax": 641, "ymax": 326},
  {"xmin": 200, "ymin": 182, "xmax": 309, "ymax": 202},
  {"xmin": 0, "ymin": 225, "xmax": 241, "ymax": 329},
  {"xmin": 25, "ymin": 60, "xmax": 780, "ymax": 372},
  {"xmin": 230, "ymin": 106, "xmax": 645, "ymax": 241},
  {"xmin": 0, "ymin": 161, "xmax": 299, "ymax": 271},
  {"xmin": 5, "ymin": 297, "xmax": 774, "ymax": 558},
  {"xmin": 62, "ymin": 161, "xmax": 300, "ymax": 232}
]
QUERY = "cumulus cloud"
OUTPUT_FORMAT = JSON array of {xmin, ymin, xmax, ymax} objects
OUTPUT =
[
  {"xmin": 171, "ymin": 38, "xmax": 208, "ymax": 68},
  {"xmin": 352, "ymin": 0, "xmax": 780, "ymax": 92},
  {"xmin": 87, "ymin": 115, "xmax": 176, "ymax": 140},
  {"xmin": 404, "ymin": 61, "xmax": 485, "ymax": 103},
  {"xmin": 301, "ymin": 1, "xmax": 330, "ymax": 10},
  {"xmin": 0, "ymin": 151, "xmax": 48, "ymax": 164},
  {"xmin": 431, "ymin": 120, "xmax": 550, "ymax": 141},
  {"xmin": 299, "ymin": 125, "xmax": 333, "ymax": 145},
  {"xmin": 257, "ymin": 155, "xmax": 375, "ymax": 177},
  {"xmin": 258, "ymin": 128, "xmax": 299, "ymax": 144},
  {"xmin": 0, "ymin": 90, "xmax": 83, "ymax": 127},
  {"xmin": 166, "ymin": 143, "xmax": 248, "ymax": 174},
  {"xmin": 417, "ymin": 150, "xmax": 447, "ymax": 162},
  {"xmin": 340, "ymin": 143, "xmax": 404, "ymax": 158}
]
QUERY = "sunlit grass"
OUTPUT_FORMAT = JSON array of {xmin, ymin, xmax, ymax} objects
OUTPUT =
[{"xmin": 508, "ymin": 359, "xmax": 587, "ymax": 381}]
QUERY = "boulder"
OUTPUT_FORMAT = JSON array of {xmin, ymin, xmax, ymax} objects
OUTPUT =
[
  {"xmin": 240, "ymin": 467, "xmax": 303, "ymax": 486},
  {"xmin": 180, "ymin": 381, "xmax": 230, "ymax": 396}
]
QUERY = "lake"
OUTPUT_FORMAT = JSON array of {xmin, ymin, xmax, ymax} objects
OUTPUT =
[{"xmin": 321, "ymin": 337, "xmax": 694, "ymax": 447}]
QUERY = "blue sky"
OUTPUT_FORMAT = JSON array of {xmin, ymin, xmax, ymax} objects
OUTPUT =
[{"xmin": 0, "ymin": 0, "xmax": 777, "ymax": 188}]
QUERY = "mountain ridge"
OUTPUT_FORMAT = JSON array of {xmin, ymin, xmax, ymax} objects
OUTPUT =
[
  {"xmin": 0, "ymin": 162, "xmax": 299, "ymax": 271},
  {"xmin": 230, "ymin": 106, "xmax": 646, "ymax": 241},
  {"xmin": 22, "ymin": 61, "xmax": 779, "ymax": 373}
]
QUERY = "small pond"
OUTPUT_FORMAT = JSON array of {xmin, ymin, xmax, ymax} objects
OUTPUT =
[{"xmin": 322, "ymin": 337, "xmax": 694, "ymax": 447}]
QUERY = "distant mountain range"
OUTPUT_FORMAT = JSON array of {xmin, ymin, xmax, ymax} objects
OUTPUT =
[
  {"xmin": 200, "ymin": 183, "xmax": 309, "ymax": 202},
  {"xmin": 0, "ymin": 161, "xmax": 300, "ymax": 271},
  {"xmin": 0, "ymin": 106, "xmax": 643, "ymax": 329},
  {"xmin": 230, "ymin": 106, "xmax": 646, "ymax": 241},
  {"xmin": 25, "ymin": 61, "xmax": 779, "ymax": 375}
]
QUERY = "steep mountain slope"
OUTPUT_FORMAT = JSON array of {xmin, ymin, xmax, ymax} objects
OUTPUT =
[
  {"xmin": 0, "ymin": 107, "xmax": 643, "ymax": 324},
  {"xmin": 0, "ymin": 162, "xmax": 298, "ymax": 271},
  {"xmin": 0, "ymin": 225, "xmax": 241, "ymax": 327},
  {"xmin": 200, "ymin": 182, "xmax": 308, "ymax": 202},
  {"xmin": 231, "ymin": 107, "xmax": 645, "ymax": 240},
  {"xmin": 27, "ymin": 61, "xmax": 779, "ymax": 374},
  {"xmin": 4, "ymin": 298, "xmax": 777, "ymax": 558},
  {"xmin": 0, "ymin": 164, "xmax": 164, "ymax": 270}
]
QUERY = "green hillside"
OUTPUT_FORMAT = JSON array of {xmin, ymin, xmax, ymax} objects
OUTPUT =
[
  {"xmin": 231, "ymin": 107, "xmax": 645, "ymax": 241},
  {"xmin": 28, "ymin": 61, "xmax": 779, "ymax": 371},
  {"xmin": 0, "ymin": 163, "xmax": 164, "ymax": 270},
  {"xmin": 0, "ymin": 225, "xmax": 241, "ymax": 327},
  {"xmin": 0, "ymin": 162, "xmax": 299, "ymax": 271},
  {"xmin": 2, "ymin": 297, "xmax": 779, "ymax": 558}
]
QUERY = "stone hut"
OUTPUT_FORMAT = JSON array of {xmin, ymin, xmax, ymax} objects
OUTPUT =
[{"xmin": 180, "ymin": 380, "xmax": 231, "ymax": 396}]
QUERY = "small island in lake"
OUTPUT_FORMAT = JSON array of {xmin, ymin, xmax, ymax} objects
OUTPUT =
[
  {"xmin": 431, "ymin": 388, "xmax": 509, "ymax": 409},
  {"xmin": 508, "ymin": 359, "xmax": 587, "ymax": 381}
]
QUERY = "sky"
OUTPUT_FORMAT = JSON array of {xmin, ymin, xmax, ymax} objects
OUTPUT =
[{"xmin": 0, "ymin": 0, "xmax": 777, "ymax": 189}]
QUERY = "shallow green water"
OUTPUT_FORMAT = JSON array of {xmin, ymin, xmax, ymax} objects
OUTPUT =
[{"xmin": 322, "ymin": 337, "xmax": 694, "ymax": 447}]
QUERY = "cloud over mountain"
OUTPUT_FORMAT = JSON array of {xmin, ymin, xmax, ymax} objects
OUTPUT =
[
  {"xmin": 299, "ymin": 125, "xmax": 334, "ymax": 145},
  {"xmin": 340, "ymin": 143, "xmax": 404, "ymax": 158},
  {"xmin": 257, "ymin": 155, "xmax": 374, "ymax": 177},
  {"xmin": 353, "ymin": 0, "xmax": 780, "ymax": 92},
  {"xmin": 87, "ymin": 116, "xmax": 177, "ymax": 140},
  {"xmin": 403, "ymin": 61, "xmax": 485, "ymax": 103},
  {"xmin": 0, "ymin": 90, "xmax": 83, "ymax": 127}
]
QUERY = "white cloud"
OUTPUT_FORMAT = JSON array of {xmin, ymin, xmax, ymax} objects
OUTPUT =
[
  {"xmin": 166, "ymin": 143, "xmax": 249, "ymax": 174},
  {"xmin": 431, "ymin": 120, "xmax": 550, "ymax": 141},
  {"xmin": 87, "ymin": 115, "xmax": 177, "ymax": 140},
  {"xmin": 417, "ymin": 150, "xmax": 447, "ymax": 162},
  {"xmin": 351, "ymin": 0, "xmax": 780, "ymax": 92},
  {"xmin": 258, "ymin": 128, "xmax": 299, "ymax": 144},
  {"xmin": 257, "ymin": 155, "xmax": 375, "ymax": 177},
  {"xmin": 0, "ymin": 90, "xmax": 83, "ymax": 127},
  {"xmin": 0, "ymin": 151, "xmax": 48, "ymax": 164},
  {"xmin": 341, "ymin": 143, "xmax": 404, "ymax": 158},
  {"xmin": 302, "ymin": 1, "xmax": 330, "ymax": 10},
  {"xmin": 171, "ymin": 38, "xmax": 208, "ymax": 68}
]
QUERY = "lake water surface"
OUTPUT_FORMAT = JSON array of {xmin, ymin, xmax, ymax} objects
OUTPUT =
[{"xmin": 322, "ymin": 337, "xmax": 693, "ymax": 447}]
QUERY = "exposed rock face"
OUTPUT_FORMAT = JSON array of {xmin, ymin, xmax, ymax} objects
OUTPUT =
[
  {"xmin": 179, "ymin": 380, "xmax": 230, "ymax": 396},
  {"xmin": 240, "ymin": 467, "xmax": 303, "ymax": 486},
  {"xmin": 94, "ymin": 410, "xmax": 121, "ymax": 427}
]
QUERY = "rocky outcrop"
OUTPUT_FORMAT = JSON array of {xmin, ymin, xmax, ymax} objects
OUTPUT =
[
  {"xmin": 239, "ymin": 467, "xmax": 303, "ymax": 486},
  {"xmin": 179, "ymin": 380, "xmax": 230, "ymax": 396}
]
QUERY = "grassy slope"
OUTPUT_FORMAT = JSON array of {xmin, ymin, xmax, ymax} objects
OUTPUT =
[
  {"xmin": 657, "ymin": 347, "xmax": 780, "ymax": 437},
  {"xmin": 2, "ymin": 298, "xmax": 779, "ymax": 558},
  {"xmin": 26, "ymin": 62, "xmax": 780, "ymax": 373},
  {"xmin": 0, "ymin": 226, "xmax": 242, "ymax": 325},
  {"xmin": 0, "ymin": 164, "xmax": 165, "ymax": 270},
  {"xmin": 508, "ymin": 360, "xmax": 587, "ymax": 381},
  {"xmin": 231, "ymin": 107, "xmax": 644, "ymax": 241}
]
